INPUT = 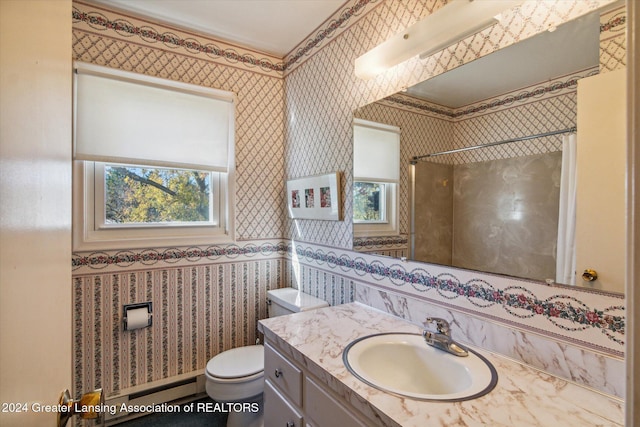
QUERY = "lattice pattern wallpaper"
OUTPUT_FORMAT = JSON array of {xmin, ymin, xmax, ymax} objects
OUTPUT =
[
  {"xmin": 69, "ymin": 0, "xmax": 626, "ymax": 409},
  {"xmin": 286, "ymin": 0, "xmax": 620, "ymax": 250},
  {"xmin": 600, "ymin": 4, "xmax": 627, "ymax": 72},
  {"xmin": 73, "ymin": 1, "xmax": 287, "ymax": 241},
  {"xmin": 71, "ymin": 0, "xmax": 291, "ymax": 404},
  {"xmin": 284, "ymin": 0, "xmax": 450, "ymax": 249},
  {"xmin": 353, "ymin": 67, "xmax": 594, "ymax": 248},
  {"xmin": 353, "ymin": 99, "xmax": 451, "ymax": 248}
]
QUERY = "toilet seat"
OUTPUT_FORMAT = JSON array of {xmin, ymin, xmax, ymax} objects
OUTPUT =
[
  {"xmin": 207, "ymin": 370, "xmax": 263, "ymax": 384},
  {"xmin": 206, "ymin": 345, "xmax": 264, "ymax": 379}
]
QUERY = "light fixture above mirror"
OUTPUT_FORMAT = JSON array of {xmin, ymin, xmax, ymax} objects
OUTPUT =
[{"xmin": 354, "ymin": 0, "xmax": 525, "ymax": 79}]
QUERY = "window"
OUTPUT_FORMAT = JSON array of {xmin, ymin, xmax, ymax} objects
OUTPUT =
[
  {"xmin": 73, "ymin": 62, "xmax": 235, "ymax": 250},
  {"xmin": 100, "ymin": 164, "xmax": 218, "ymax": 227},
  {"xmin": 353, "ymin": 181, "xmax": 387, "ymax": 222},
  {"xmin": 353, "ymin": 119, "xmax": 400, "ymax": 236}
]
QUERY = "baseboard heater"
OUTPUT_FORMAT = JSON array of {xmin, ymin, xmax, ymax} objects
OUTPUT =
[{"xmin": 103, "ymin": 371, "xmax": 206, "ymax": 424}]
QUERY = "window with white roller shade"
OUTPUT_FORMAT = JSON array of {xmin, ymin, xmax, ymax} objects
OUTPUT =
[
  {"xmin": 72, "ymin": 62, "xmax": 236, "ymax": 250},
  {"xmin": 73, "ymin": 62, "xmax": 234, "ymax": 172},
  {"xmin": 353, "ymin": 119, "xmax": 400, "ymax": 236},
  {"xmin": 353, "ymin": 119, "xmax": 400, "ymax": 182}
]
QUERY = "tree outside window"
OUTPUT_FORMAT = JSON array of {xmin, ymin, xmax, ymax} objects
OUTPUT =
[
  {"xmin": 353, "ymin": 181, "xmax": 386, "ymax": 222},
  {"xmin": 105, "ymin": 165, "xmax": 212, "ymax": 225}
]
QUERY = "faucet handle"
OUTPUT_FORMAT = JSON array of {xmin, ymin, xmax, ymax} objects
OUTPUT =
[{"xmin": 424, "ymin": 317, "xmax": 450, "ymax": 335}]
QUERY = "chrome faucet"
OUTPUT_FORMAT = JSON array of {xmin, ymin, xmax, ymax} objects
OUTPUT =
[{"xmin": 422, "ymin": 317, "xmax": 468, "ymax": 357}]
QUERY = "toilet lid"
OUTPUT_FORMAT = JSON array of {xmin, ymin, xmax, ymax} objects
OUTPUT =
[{"xmin": 206, "ymin": 345, "xmax": 264, "ymax": 379}]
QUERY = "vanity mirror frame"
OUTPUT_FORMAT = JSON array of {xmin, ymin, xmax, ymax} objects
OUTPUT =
[{"xmin": 352, "ymin": 1, "xmax": 627, "ymax": 294}]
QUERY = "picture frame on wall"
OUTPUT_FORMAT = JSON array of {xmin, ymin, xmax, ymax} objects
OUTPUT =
[{"xmin": 286, "ymin": 172, "xmax": 342, "ymax": 220}]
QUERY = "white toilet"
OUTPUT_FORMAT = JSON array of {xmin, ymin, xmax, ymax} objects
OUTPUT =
[{"xmin": 204, "ymin": 287, "xmax": 329, "ymax": 427}]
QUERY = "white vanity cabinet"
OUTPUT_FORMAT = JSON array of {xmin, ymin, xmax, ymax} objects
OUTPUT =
[{"xmin": 263, "ymin": 342, "xmax": 371, "ymax": 427}]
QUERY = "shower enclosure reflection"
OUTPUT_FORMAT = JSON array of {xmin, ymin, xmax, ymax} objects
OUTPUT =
[
  {"xmin": 411, "ymin": 146, "xmax": 567, "ymax": 284},
  {"xmin": 353, "ymin": 5, "xmax": 626, "ymax": 293}
]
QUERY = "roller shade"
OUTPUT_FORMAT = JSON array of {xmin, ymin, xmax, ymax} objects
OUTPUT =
[
  {"xmin": 73, "ymin": 62, "xmax": 234, "ymax": 172},
  {"xmin": 353, "ymin": 119, "xmax": 400, "ymax": 182}
]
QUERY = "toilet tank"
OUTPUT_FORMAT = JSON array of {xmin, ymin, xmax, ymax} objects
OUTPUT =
[{"xmin": 267, "ymin": 288, "xmax": 329, "ymax": 318}]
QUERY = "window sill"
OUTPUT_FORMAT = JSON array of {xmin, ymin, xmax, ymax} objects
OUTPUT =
[{"xmin": 354, "ymin": 223, "xmax": 399, "ymax": 238}]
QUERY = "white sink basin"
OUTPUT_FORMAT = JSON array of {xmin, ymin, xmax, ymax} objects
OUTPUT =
[{"xmin": 343, "ymin": 333, "xmax": 497, "ymax": 401}]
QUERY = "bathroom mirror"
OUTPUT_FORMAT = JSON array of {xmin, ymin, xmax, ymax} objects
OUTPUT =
[{"xmin": 352, "ymin": 5, "xmax": 626, "ymax": 293}]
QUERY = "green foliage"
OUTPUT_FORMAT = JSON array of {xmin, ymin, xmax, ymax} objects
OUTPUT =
[
  {"xmin": 353, "ymin": 181, "xmax": 382, "ymax": 221},
  {"xmin": 105, "ymin": 166, "xmax": 211, "ymax": 224}
]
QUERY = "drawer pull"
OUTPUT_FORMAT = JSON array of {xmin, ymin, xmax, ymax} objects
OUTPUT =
[
  {"xmin": 286, "ymin": 422, "xmax": 295, "ymax": 427},
  {"xmin": 275, "ymin": 368, "xmax": 282, "ymax": 378}
]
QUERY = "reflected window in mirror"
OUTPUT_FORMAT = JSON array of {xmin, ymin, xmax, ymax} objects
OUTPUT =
[
  {"xmin": 353, "ymin": 119, "xmax": 399, "ymax": 237},
  {"xmin": 354, "ymin": 181, "xmax": 386, "ymax": 222}
]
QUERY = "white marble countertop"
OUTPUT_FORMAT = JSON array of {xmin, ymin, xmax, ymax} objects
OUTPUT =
[{"xmin": 258, "ymin": 302, "xmax": 624, "ymax": 427}]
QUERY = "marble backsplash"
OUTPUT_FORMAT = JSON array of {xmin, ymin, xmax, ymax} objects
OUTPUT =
[
  {"xmin": 355, "ymin": 285, "xmax": 624, "ymax": 399},
  {"xmin": 286, "ymin": 240, "xmax": 625, "ymax": 398}
]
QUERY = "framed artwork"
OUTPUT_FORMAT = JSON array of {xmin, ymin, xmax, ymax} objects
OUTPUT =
[{"xmin": 286, "ymin": 172, "xmax": 341, "ymax": 220}]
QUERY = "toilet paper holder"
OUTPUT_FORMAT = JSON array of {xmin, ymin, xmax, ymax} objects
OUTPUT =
[{"xmin": 123, "ymin": 302, "xmax": 152, "ymax": 331}]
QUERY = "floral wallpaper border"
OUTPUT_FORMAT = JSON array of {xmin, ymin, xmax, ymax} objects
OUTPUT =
[
  {"xmin": 291, "ymin": 243, "xmax": 624, "ymax": 340},
  {"xmin": 72, "ymin": 4, "xmax": 285, "ymax": 73},
  {"xmin": 72, "ymin": 0, "xmax": 379, "ymax": 75},
  {"xmin": 73, "ymin": 239, "xmax": 625, "ymax": 355},
  {"xmin": 284, "ymin": 0, "xmax": 379, "ymax": 72},
  {"xmin": 72, "ymin": 240, "xmax": 287, "ymax": 271},
  {"xmin": 384, "ymin": 68, "xmax": 599, "ymax": 120},
  {"xmin": 601, "ymin": 11, "xmax": 626, "ymax": 33},
  {"xmin": 352, "ymin": 235, "xmax": 408, "ymax": 249}
]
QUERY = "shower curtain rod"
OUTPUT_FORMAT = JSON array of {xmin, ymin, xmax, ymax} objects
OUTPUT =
[{"xmin": 411, "ymin": 126, "xmax": 577, "ymax": 162}]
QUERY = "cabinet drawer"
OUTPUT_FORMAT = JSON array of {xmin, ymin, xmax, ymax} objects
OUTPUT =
[
  {"xmin": 304, "ymin": 377, "xmax": 368, "ymax": 427},
  {"xmin": 264, "ymin": 379, "xmax": 303, "ymax": 427},
  {"xmin": 265, "ymin": 343, "xmax": 303, "ymax": 405}
]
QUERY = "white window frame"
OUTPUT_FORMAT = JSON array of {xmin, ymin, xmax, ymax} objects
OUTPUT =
[
  {"xmin": 353, "ymin": 181, "xmax": 388, "ymax": 224},
  {"xmin": 95, "ymin": 162, "xmax": 221, "ymax": 229},
  {"xmin": 72, "ymin": 63, "xmax": 235, "ymax": 251},
  {"xmin": 73, "ymin": 162, "xmax": 234, "ymax": 251},
  {"xmin": 353, "ymin": 180, "xmax": 398, "ymax": 237}
]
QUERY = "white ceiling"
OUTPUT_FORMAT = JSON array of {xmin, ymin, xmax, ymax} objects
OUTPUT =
[{"xmin": 89, "ymin": 0, "xmax": 348, "ymax": 57}]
